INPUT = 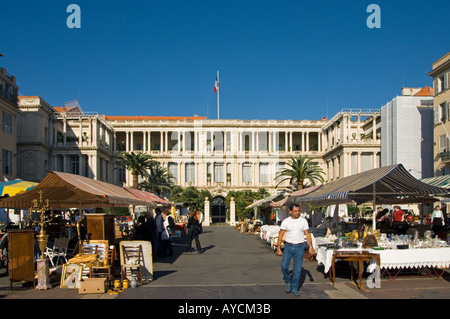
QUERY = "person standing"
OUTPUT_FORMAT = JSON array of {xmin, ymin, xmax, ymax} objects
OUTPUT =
[
  {"xmin": 154, "ymin": 208, "xmax": 164, "ymax": 256},
  {"xmin": 144, "ymin": 211, "xmax": 157, "ymax": 257},
  {"xmin": 161, "ymin": 210, "xmax": 174, "ymax": 256},
  {"xmin": 186, "ymin": 211, "xmax": 202, "ymax": 254},
  {"xmin": 276, "ymin": 204, "xmax": 314, "ymax": 296},
  {"xmin": 431, "ymin": 205, "xmax": 445, "ymax": 236}
]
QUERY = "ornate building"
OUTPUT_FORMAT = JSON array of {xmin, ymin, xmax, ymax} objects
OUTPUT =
[{"xmin": 107, "ymin": 110, "xmax": 381, "ymax": 194}]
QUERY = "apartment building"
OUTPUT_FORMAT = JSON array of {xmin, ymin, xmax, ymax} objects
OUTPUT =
[
  {"xmin": 0, "ymin": 65, "xmax": 20, "ymax": 182},
  {"xmin": 381, "ymin": 87, "xmax": 434, "ymax": 179},
  {"xmin": 429, "ymin": 52, "xmax": 450, "ymax": 176}
]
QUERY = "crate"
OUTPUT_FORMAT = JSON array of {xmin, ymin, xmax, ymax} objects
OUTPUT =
[{"xmin": 79, "ymin": 278, "xmax": 107, "ymax": 294}]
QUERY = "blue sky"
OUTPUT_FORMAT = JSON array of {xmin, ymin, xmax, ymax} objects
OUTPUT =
[{"xmin": 1, "ymin": 0, "xmax": 449, "ymax": 120}]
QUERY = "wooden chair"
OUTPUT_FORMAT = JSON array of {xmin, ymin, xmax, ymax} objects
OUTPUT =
[
  {"xmin": 121, "ymin": 245, "xmax": 143, "ymax": 285},
  {"xmin": 89, "ymin": 246, "xmax": 116, "ymax": 281}
]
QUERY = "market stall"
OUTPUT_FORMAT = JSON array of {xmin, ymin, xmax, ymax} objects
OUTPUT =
[
  {"xmin": 0, "ymin": 171, "xmax": 157, "ymax": 291},
  {"xmin": 289, "ymin": 164, "xmax": 450, "ymax": 231}
]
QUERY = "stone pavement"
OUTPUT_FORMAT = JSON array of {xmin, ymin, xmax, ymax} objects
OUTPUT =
[{"xmin": 0, "ymin": 225, "xmax": 449, "ymax": 304}]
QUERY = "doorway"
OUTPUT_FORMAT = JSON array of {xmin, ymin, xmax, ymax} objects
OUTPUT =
[{"xmin": 211, "ymin": 196, "xmax": 226, "ymax": 223}]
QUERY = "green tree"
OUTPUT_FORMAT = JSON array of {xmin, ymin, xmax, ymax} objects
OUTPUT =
[
  {"xmin": 171, "ymin": 186, "xmax": 212, "ymax": 212},
  {"xmin": 114, "ymin": 152, "xmax": 154, "ymax": 188},
  {"xmin": 138, "ymin": 161, "xmax": 174, "ymax": 197},
  {"xmin": 275, "ymin": 155, "xmax": 325, "ymax": 190},
  {"xmin": 225, "ymin": 188, "xmax": 270, "ymax": 221}
]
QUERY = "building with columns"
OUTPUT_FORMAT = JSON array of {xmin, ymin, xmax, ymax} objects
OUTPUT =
[
  {"xmin": 17, "ymin": 97, "xmax": 116, "ymax": 184},
  {"xmin": 106, "ymin": 110, "xmax": 381, "ymax": 194},
  {"xmin": 15, "ymin": 96, "xmax": 383, "ymax": 209}
]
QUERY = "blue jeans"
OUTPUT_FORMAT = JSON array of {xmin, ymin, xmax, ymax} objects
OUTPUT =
[{"xmin": 281, "ymin": 242, "xmax": 304, "ymax": 290}]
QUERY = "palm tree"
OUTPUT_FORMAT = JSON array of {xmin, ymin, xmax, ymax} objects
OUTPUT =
[
  {"xmin": 275, "ymin": 155, "xmax": 325, "ymax": 190},
  {"xmin": 138, "ymin": 161, "xmax": 174, "ymax": 197},
  {"xmin": 114, "ymin": 152, "xmax": 154, "ymax": 188}
]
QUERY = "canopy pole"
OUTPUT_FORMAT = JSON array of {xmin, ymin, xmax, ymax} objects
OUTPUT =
[{"xmin": 372, "ymin": 183, "xmax": 376, "ymax": 232}]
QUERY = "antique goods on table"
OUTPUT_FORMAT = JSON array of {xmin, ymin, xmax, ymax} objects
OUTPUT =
[{"xmin": 317, "ymin": 228, "xmax": 450, "ymax": 283}]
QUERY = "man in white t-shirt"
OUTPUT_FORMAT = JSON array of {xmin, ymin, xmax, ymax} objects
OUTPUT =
[{"xmin": 276, "ymin": 204, "xmax": 314, "ymax": 296}]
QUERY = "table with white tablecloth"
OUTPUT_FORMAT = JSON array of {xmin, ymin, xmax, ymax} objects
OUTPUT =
[{"xmin": 317, "ymin": 246, "xmax": 450, "ymax": 279}]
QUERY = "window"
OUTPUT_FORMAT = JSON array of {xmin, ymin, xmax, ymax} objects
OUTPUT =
[
  {"xmin": 2, "ymin": 111, "xmax": 13, "ymax": 135},
  {"xmin": 441, "ymin": 102, "xmax": 447, "ymax": 123},
  {"xmin": 185, "ymin": 163, "xmax": 195, "ymax": 183},
  {"xmin": 259, "ymin": 163, "xmax": 269, "ymax": 183},
  {"xmin": 168, "ymin": 162, "xmax": 178, "ymax": 182},
  {"xmin": 214, "ymin": 163, "xmax": 224, "ymax": 183},
  {"xmin": 2, "ymin": 149, "xmax": 13, "ymax": 175},
  {"xmin": 275, "ymin": 162, "xmax": 285, "ymax": 183},
  {"xmin": 242, "ymin": 163, "xmax": 252, "ymax": 183},
  {"xmin": 69, "ymin": 155, "xmax": 80, "ymax": 175},
  {"xmin": 439, "ymin": 134, "xmax": 447, "ymax": 153}
]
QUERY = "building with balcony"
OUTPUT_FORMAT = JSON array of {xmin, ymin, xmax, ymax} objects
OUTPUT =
[
  {"xmin": 17, "ymin": 97, "xmax": 116, "ymax": 184},
  {"xmin": 428, "ymin": 52, "xmax": 450, "ymax": 176},
  {"xmin": 0, "ymin": 65, "xmax": 20, "ymax": 181},
  {"xmin": 106, "ymin": 111, "xmax": 381, "ymax": 195}
]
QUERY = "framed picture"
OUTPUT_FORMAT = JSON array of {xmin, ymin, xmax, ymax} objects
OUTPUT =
[{"xmin": 61, "ymin": 263, "xmax": 83, "ymax": 288}]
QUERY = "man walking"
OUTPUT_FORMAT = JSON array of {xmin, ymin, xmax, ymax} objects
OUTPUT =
[{"xmin": 276, "ymin": 204, "xmax": 315, "ymax": 296}]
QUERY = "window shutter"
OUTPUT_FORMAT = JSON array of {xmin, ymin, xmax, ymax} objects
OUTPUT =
[{"xmin": 435, "ymin": 105, "xmax": 440, "ymax": 124}]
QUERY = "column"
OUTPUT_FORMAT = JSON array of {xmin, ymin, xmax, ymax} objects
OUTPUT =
[
  {"xmin": 289, "ymin": 132, "xmax": 293, "ymax": 153},
  {"xmin": 204, "ymin": 197, "xmax": 210, "ymax": 226},
  {"xmin": 130, "ymin": 131, "xmax": 134, "ymax": 152},
  {"xmin": 143, "ymin": 131, "xmax": 147, "ymax": 152},
  {"xmin": 306, "ymin": 132, "xmax": 310, "ymax": 152},
  {"xmin": 229, "ymin": 197, "xmax": 236, "ymax": 226}
]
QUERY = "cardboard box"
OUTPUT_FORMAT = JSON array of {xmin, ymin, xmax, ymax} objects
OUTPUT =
[{"xmin": 79, "ymin": 278, "xmax": 107, "ymax": 294}]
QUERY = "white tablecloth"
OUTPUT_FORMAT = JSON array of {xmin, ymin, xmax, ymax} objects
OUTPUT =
[{"xmin": 317, "ymin": 247, "xmax": 450, "ymax": 274}]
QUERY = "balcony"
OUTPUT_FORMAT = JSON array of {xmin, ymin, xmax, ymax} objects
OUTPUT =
[{"xmin": 441, "ymin": 151, "xmax": 450, "ymax": 163}]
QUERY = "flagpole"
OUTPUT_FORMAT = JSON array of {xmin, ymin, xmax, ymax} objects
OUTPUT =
[{"xmin": 217, "ymin": 70, "xmax": 220, "ymax": 120}]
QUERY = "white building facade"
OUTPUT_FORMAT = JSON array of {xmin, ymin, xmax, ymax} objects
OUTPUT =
[{"xmin": 381, "ymin": 88, "xmax": 434, "ymax": 179}]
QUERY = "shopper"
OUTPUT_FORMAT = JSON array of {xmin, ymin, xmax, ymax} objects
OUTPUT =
[
  {"xmin": 186, "ymin": 211, "xmax": 202, "ymax": 254},
  {"xmin": 154, "ymin": 208, "xmax": 164, "ymax": 256},
  {"xmin": 276, "ymin": 204, "xmax": 314, "ymax": 296},
  {"xmin": 161, "ymin": 210, "xmax": 174, "ymax": 256}
]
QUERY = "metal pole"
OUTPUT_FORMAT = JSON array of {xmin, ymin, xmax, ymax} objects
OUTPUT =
[{"xmin": 217, "ymin": 70, "xmax": 220, "ymax": 120}]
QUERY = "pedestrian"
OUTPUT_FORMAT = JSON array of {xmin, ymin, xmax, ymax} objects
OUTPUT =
[
  {"xmin": 431, "ymin": 205, "xmax": 445, "ymax": 236},
  {"xmin": 161, "ymin": 210, "xmax": 174, "ymax": 256},
  {"xmin": 144, "ymin": 211, "xmax": 157, "ymax": 256},
  {"xmin": 276, "ymin": 204, "xmax": 314, "ymax": 296},
  {"xmin": 154, "ymin": 208, "xmax": 164, "ymax": 256},
  {"xmin": 186, "ymin": 211, "xmax": 202, "ymax": 254},
  {"xmin": 133, "ymin": 215, "xmax": 147, "ymax": 240}
]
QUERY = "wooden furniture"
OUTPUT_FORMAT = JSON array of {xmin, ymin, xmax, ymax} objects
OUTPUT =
[
  {"xmin": 85, "ymin": 214, "xmax": 115, "ymax": 245},
  {"xmin": 7, "ymin": 229, "xmax": 35, "ymax": 289},
  {"xmin": 331, "ymin": 251, "xmax": 380, "ymax": 289},
  {"xmin": 121, "ymin": 245, "xmax": 143, "ymax": 285},
  {"xmin": 79, "ymin": 240, "xmax": 108, "ymax": 279},
  {"xmin": 89, "ymin": 246, "xmax": 115, "ymax": 281}
]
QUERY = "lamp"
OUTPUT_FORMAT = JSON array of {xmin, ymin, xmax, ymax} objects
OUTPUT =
[{"xmin": 31, "ymin": 191, "xmax": 54, "ymax": 290}]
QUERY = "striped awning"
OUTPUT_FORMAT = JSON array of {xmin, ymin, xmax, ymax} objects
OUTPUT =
[
  {"xmin": 421, "ymin": 175, "xmax": 450, "ymax": 189},
  {"xmin": 292, "ymin": 164, "xmax": 450, "ymax": 205},
  {"xmin": 124, "ymin": 187, "xmax": 173, "ymax": 207},
  {"xmin": 246, "ymin": 193, "xmax": 285, "ymax": 209},
  {"xmin": 271, "ymin": 185, "xmax": 322, "ymax": 207},
  {"xmin": 0, "ymin": 180, "xmax": 38, "ymax": 197},
  {"xmin": 0, "ymin": 171, "xmax": 150, "ymax": 209}
]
